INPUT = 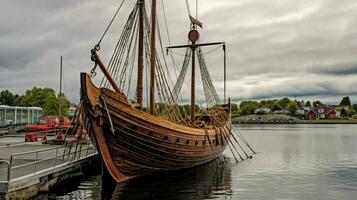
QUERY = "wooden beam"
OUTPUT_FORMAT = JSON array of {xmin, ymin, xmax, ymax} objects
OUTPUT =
[
  {"xmin": 167, "ymin": 42, "xmax": 225, "ymax": 50},
  {"xmin": 149, "ymin": 0, "xmax": 157, "ymax": 115},
  {"xmin": 136, "ymin": 0, "xmax": 145, "ymax": 108},
  {"xmin": 92, "ymin": 52, "xmax": 121, "ymax": 93},
  {"xmin": 191, "ymin": 47, "xmax": 196, "ymax": 121}
]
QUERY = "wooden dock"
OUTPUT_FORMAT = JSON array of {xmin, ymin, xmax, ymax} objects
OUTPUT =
[{"xmin": 0, "ymin": 141, "xmax": 98, "ymax": 199}]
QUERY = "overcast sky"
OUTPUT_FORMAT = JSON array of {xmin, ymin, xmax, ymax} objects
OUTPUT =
[{"xmin": 1, "ymin": 0, "xmax": 357, "ymax": 105}]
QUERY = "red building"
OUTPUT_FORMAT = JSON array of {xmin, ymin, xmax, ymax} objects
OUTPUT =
[
  {"xmin": 307, "ymin": 106, "xmax": 336, "ymax": 120},
  {"xmin": 307, "ymin": 110, "xmax": 317, "ymax": 120}
]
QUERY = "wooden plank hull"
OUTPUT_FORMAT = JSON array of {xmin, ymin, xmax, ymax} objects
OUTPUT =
[{"xmin": 80, "ymin": 73, "xmax": 231, "ymax": 182}]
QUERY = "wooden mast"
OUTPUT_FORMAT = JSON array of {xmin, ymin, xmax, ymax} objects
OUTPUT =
[
  {"xmin": 188, "ymin": 29, "xmax": 200, "ymax": 120},
  {"xmin": 191, "ymin": 46, "xmax": 195, "ymax": 120},
  {"xmin": 149, "ymin": 0, "xmax": 157, "ymax": 115},
  {"xmin": 136, "ymin": 0, "xmax": 144, "ymax": 108}
]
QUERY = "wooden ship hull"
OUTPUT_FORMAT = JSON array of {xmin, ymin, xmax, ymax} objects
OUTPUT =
[{"xmin": 81, "ymin": 73, "xmax": 231, "ymax": 182}]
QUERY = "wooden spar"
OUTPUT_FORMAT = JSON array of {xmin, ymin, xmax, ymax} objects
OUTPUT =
[
  {"xmin": 149, "ymin": 0, "xmax": 157, "ymax": 115},
  {"xmin": 92, "ymin": 52, "xmax": 121, "ymax": 93},
  {"xmin": 223, "ymin": 44, "xmax": 226, "ymax": 103},
  {"xmin": 188, "ymin": 29, "xmax": 200, "ymax": 121},
  {"xmin": 191, "ymin": 47, "xmax": 195, "ymax": 120},
  {"xmin": 136, "ymin": 0, "xmax": 145, "ymax": 108}
]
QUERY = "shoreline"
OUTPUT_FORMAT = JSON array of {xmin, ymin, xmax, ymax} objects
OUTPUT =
[{"xmin": 232, "ymin": 114, "xmax": 357, "ymax": 124}]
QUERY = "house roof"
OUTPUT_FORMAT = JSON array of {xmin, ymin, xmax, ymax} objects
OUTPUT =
[
  {"xmin": 307, "ymin": 109, "xmax": 317, "ymax": 115},
  {"xmin": 311, "ymin": 106, "xmax": 336, "ymax": 115}
]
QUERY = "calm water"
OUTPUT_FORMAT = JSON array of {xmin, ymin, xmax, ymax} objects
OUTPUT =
[{"xmin": 45, "ymin": 124, "xmax": 357, "ymax": 200}]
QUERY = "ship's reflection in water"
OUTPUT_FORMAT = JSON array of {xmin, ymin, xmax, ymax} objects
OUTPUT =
[{"xmin": 104, "ymin": 158, "xmax": 233, "ymax": 200}]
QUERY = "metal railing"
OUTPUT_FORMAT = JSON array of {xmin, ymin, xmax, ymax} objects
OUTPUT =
[{"xmin": 0, "ymin": 142, "xmax": 97, "ymax": 183}]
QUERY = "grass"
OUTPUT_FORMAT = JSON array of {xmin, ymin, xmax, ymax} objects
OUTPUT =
[{"xmin": 310, "ymin": 118, "xmax": 357, "ymax": 124}]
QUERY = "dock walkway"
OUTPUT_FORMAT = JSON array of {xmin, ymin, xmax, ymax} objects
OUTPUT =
[{"xmin": 0, "ymin": 140, "xmax": 98, "ymax": 199}]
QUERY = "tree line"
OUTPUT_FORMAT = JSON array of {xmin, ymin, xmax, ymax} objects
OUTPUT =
[
  {"xmin": 0, "ymin": 88, "xmax": 71, "ymax": 116},
  {"xmin": 231, "ymin": 96, "xmax": 357, "ymax": 118}
]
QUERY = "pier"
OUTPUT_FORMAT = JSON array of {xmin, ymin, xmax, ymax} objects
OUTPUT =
[{"xmin": 0, "ymin": 140, "xmax": 98, "ymax": 199}]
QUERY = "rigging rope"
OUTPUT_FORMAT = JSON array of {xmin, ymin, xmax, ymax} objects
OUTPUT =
[
  {"xmin": 96, "ymin": 1, "xmax": 225, "ymax": 125},
  {"xmin": 172, "ymin": 48, "xmax": 191, "ymax": 101},
  {"xmin": 96, "ymin": 0, "xmax": 126, "ymax": 47},
  {"xmin": 100, "ymin": 4, "xmax": 139, "ymax": 88},
  {"xmin": 185, "ymin": 0, "xmax": 192, "ymax": 17},
  {"xmin": 197, "ymin": 47, "xmax": 220, "ymax": 106}
]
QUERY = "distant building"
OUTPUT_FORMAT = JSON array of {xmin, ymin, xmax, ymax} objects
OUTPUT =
[
  {"xmin": 297, "ymin": 109, "xmax": 305, "ymax": 115},
  {"xmin": 317, "ymin": 106, "xmax": 336, "ymax": 119},
  {"xmin": 302, "ymin": 106, "xmax": 312, "ymax": 112},
  {"xmin": 0, "ymin": 105, "xmax": 43, "ymax": 127},
  {"xmin": 307, "ymin": 106, "xmax": 336, "ymax": 120},
  {"xmin": 335, "ymin": 107, "xmax": 348, "ymax": 118},
  {"xmin": 297, "ymin": 106, "xmax": 311, "ymax": 116},
  {"xmin": 306, "ymin": 110, "xmax": 315, "ymax": 120},
  {"xmin": 255, "ymin": 107, "xmax": 271, "ymax": 114}
]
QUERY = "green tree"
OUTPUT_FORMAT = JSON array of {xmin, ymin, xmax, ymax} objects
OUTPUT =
[
  {"xmin": 339, "ymin": 96, "xmax": 351, "ymax": 106},
  {"xmin": 305, "ymin": 101, "xmax": 311, "ymax": 107},
  {"xmin": 278, "ymin": 98, "xmax": 291, "ymax": 109},
  {"xmin": 260, "ymin": 100, "xmax": 280, "ymax": 111},
  {"xmin": 270, "ymin": 102, "xmax": 282, "ymax": 111},
  {"xmin": 231, "ymin": 103, "xmax": 239, "ymax": 113},
  {"xmin": 240, "ymin": 101, "xmax": 260, "ymax": 109},
  {"xmin": 352, "ymin": 104, "xmax": 357, "ymax": 112},
  {"xmin": 348, "ymin": 109, "xmax": 356, "ymax": 117},
  {"xmin": 43, "ymin": 93, "xmax": 70, "ymax": 116},
  {"xmin": 287, "ymin": 101, "xmax": 298, "ymax": 116},
  {"xmin": 240, "ymin": 101, "xmax": 260, "ymax": 116},
  {"xmin": 313, "ymin": 100, "xmax": 324, "ymax": 107},
  {"xmin": 0, "ymin": 90, "xmax": 17, "ymax": 106},
  {"xmin": 17, "ymin": 87, "xmax": 70, "ymax": 116},
  {"xmin": 18, "ymin": 87, "xmax": 57, "ymax": 107},
  {"xmin": 231, "ymin": 110, "xmax": 240, "ymax": 118}
]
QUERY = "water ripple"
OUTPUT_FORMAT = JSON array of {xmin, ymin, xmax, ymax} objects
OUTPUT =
[{"xmin": 51, "ymin": 124, "xmax": 357, "ymax": 200}]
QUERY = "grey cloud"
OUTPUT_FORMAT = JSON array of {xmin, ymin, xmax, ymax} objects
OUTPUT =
[
  {"xmin": 309, "ymin": 64, "xmax": 357, "ymax": 75},
  {"xmin": 1, "ymin": 0, "xmax": 357, "ymax": 104}
]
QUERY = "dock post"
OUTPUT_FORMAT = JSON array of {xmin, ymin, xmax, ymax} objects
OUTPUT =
[
  {"xmin": 8, "ymin": 156, "xmax": 13, "ymax": 182},
  {"xmin": 53, "ymin": 147, "xmax": 59, "ymax": 171},
  {"xmin": 34, "ymin": 152, "xmax": 39, "ymax": 174}
]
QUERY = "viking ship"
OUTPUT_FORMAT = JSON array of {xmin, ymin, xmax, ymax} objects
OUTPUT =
[{"xmin": 80, "ymin": 0, "xmax": 235, "ymax": 182}]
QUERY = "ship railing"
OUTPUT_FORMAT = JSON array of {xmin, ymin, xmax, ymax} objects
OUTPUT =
[{"xmin": 0, "ymin": 142, "xmax": 97, "ymax": 183}]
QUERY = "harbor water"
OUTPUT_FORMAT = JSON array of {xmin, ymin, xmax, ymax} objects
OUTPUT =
[{"xmin": 40, "ymin": 124, "xmax": 357, "ymax": 200}]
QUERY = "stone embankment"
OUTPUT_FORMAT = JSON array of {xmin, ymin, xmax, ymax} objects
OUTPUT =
[{"xmin": 233, "ymin": 114, "xmax": 301, "ymax": 124}]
